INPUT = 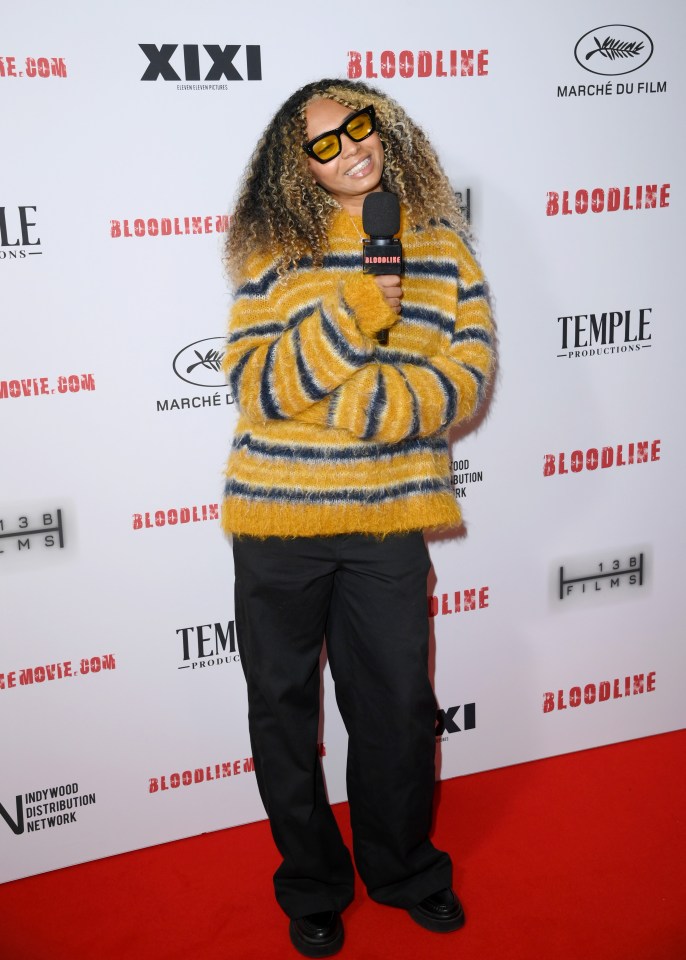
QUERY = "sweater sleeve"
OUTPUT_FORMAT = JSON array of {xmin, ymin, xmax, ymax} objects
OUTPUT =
[
  {"xmin": 223, "ymin": 256, "xmax": 397, "ymax": 423},
  {"xmin": 296, "ymin": 233, "xmax": 495, "ymax": 443}
]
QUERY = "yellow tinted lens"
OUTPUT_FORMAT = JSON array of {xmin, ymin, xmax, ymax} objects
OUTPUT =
[
  {"xmin": 346, "ymin": 112, "xmax": 373, "ymax": 140},
  {"xmin": 312, "ymin": 135, "xmax": 340, "ymax": 160}
]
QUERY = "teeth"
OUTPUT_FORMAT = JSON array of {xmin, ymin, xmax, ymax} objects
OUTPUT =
[{"xmin": 346, "ymin": 156, "xmax": 370, "ymax": 176}]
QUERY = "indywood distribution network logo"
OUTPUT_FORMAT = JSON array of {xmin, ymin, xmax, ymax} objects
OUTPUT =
[{"xmin": 0, "ymin": 781, "xmax": 96, "ymax": 836}]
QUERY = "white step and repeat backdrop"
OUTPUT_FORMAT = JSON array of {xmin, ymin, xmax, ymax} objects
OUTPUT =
[{"xmin": 2, "ymin": 0, "xmax": 685, "ymax": 884}]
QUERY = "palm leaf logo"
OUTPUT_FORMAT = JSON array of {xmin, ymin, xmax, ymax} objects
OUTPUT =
[
  {"xmin": 586, "ymin": 36, "xmax": 645, "ymax": 61},
  {"xmin": 186, "ymin": 348, "xmax": 224, "ymax": 374}
]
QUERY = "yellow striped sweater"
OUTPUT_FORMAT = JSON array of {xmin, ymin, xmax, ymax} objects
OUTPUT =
[{"xmin": 221, "ymin": 209, "xmax": 494, "ymax": 537}]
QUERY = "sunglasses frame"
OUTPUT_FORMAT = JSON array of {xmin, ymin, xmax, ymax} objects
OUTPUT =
[{"xmin": 303, "ymin": 105, "xmax": 377, "ymax": 164}]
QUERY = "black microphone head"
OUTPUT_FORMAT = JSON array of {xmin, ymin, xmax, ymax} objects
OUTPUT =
[{"xmin": 362, "ymin": 192, "xmax": 400, "ymax": 237}]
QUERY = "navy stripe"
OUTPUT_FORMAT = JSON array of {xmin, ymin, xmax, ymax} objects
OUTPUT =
[
  {"xmin": 462, "ymin": 361, "xmax": 487, "ymax": 401},
  {"xmin": 320, "ymin": 305, "xmax": 369, "ymax": 366},
  {"xmin": 363, "ymin": 369, "xmax": 386, "ymax": 440},
  {"xmin": 228, "ymin": 349, "xmax": 252, "ymax": 401},
  {"xmin": 374, "ymin": 348, "xmax": 430, "ymax": 366},
  {"xmin": 259, "ymin": 341, "xmax": 285, "ymax": 420},
  {"xmin": 458, "ymin": 281, "xmax": 487, "ymax": 301},
  {"xmin": 454, "ymin": 326, "xmax": 492, "ymax": 346},
  {"xmin": 232, "ymin": 433, "xmax": 446, "ymax": 462},
  {"xmin": 321, "ymin": 252, "xmax": 362, "ymax": 270},
  {"xmin": 228, "ymin": 321, "xmax": 285, "ymax": 344},
  {"xmin": 430, "ymin": 365, "xmax": 459, "ymax": 427},
  {"xmin": 224, "ymin": 476, "xmax": 448, "ymax": 505},
  {"xmin": 397, "ymin": 368, "xmax": 421, "ymax": 438},
  {"xmin": 403, "ymin": 305, "xmax": 454, "ymax": 336},
  {"xmin": 293, "ymin": 326, "xmax": 328, "ymax": 402},
  {"xmin": 404, "ymin": 259, "xmax": 458, "ymax": 280},
  {"xmin": 236, "ymin": 267, "xmax": 279, "ymax": 298},
  {"xmin": 228, "ymin": 303, "xmax": 315, "ymax": 345}
]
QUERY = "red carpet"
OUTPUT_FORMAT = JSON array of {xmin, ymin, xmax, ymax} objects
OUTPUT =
[{"xmin": 1, "ymin": 730, "xmax": 685, "ymax": 960}]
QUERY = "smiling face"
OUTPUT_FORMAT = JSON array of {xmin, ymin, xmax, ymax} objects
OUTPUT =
[{"xmin": 304, "ymin": 98, "xmax": 384, "ymax": 215}]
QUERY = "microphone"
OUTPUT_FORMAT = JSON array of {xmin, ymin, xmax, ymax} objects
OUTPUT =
[{"xmin": 362, "ymin": 192, "xmax": 403, "ymax": 345}]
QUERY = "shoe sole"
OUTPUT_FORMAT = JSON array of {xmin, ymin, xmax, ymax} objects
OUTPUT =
[
  {"xmin": 288, "ymin": 920, "xmax": 344, "ymax": 958},
  {"xmin": 407, "ymin": 902, "xmax": 466, "ymax": 933}
]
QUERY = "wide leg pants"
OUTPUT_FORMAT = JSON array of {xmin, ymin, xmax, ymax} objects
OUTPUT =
[{"xmin": 232, "ymin": 532, "xmax": 453, "ymax": 919}]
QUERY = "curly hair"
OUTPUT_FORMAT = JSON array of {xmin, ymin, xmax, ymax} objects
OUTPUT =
[{"xmin": 225, "ymin": 77, "xmax": 467, "ymax": 280}]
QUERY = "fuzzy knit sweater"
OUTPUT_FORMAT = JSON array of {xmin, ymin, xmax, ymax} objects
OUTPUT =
[{"xmin": 221, "ymin": 208, "xmax": 494, "ymax": 538}]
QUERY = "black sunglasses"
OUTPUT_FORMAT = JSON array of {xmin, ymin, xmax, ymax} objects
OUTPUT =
[{"xmin": 303, "ymin": 105, "xmax": 377, "ymax": 164}]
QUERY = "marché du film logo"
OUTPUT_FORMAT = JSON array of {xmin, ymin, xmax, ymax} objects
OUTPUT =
[{"xmin": 574, "ymin": 26, "xmax": 653, "ymax": 76}]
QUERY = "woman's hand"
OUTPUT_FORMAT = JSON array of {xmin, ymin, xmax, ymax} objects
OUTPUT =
[{"xmin": 374, "ymin": 274, "xmax": 403, "ymax": 314}]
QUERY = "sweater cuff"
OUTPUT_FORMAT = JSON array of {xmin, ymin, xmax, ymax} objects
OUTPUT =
[{"xmin": 341, "ymin": 274, "xmax": 398, "ymax": 338}]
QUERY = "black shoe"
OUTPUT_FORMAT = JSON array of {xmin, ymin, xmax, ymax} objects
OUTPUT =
[
  {"xmin": 408, "ymin": 888, "xmax": 465, "ymax": 933},
  {"xmin": 288, "ymin": 911, "xmax": 344, "ymax": 957}
]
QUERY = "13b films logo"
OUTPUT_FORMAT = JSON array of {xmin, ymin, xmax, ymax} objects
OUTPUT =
[{"xmin": 140, "ymin": 44, "xmax": 262, "ymax": 82}]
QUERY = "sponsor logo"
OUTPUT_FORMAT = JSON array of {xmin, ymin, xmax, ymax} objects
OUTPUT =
[
  {"xmin": 558, "ymin": 26, "xmax": 665, "ymax": 98},
  {"xmin": 348, "ymin": 48, "xmax": 488, "ymax": 80},
  {"xmin": 177, "ymin": 620, "xmax": 240, "ymax": 671},
  {"xmin": 557, "ymin": 79, "xmax": 666, "ymax": 98},
  {"xmin": 0, "ymin": 509, "xmax": 65, "ymax": 556},
  {"xmin": 1, "ymin": 374, "xmax": 96, "ymax": 399},
  {"xmin": 546, "ymin": 183, "xmax": 670, "ymax": 217},
  {"xmin": 0, "ymin": 782, "xmax": 96, "ymax": 836},
  {"xmin": 555, "ymin": 550, "xmax": 646, "ymax": 604},
  {"xmin": 0, "ymin": 655, "xmax": 116, "ymax": 692},
  {"xmin": 0, "ymin": 56, "xmax": 67, "ymax": 80},
  {"xmin": 574, "ymin": 26, "xmax": 653, "ymax": 76},
  {"xmin": 455, "ymin": 188, "xmax": 471, "ymax": 224},
  {"xmin": 449, "ymin": 456, "xmax": 484, "ymax": 501},
  {"xmin": 158, "ymin": 341, "xmax": 233, "ymax": 414},
  {"xmin": 428, "ymin": 586, "xmax": 489, "ymax": 617},
  {"xmin": 556, "ymin": 307, "xmax": 652, "ymax": 359},
  {"xmin": 435, "ymin": 703, "xmax": 476, "ymax": 740},
  {"xmin": 148, "ymin": 746, "xmax": 324, "ymax": 794},
  {"xmin": 132, "ymin": 503, "xmax": 219, "ymax": 530},
  {"xmin": 139, "ymin": 44, "xmax": 262, "ymax": 89},
  {"xmin": 110, "ymin": 214, "xmax": 229, "ymax": 239},
  {"xmin": 0, "ymin": 205, "xmax": 41, "ymax": 260},
  {"xmin": 173, "ymin": 338, "xmax": 226, "ymax": 388},
  {"xmin": 543, "ymin": 671, "xmax": 656, "ymax": 713},
  {"xmin": 544, "ymin": 440, "xmax": 660, "ymax": 477}
]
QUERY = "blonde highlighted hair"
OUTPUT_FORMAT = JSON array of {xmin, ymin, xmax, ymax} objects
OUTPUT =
[{"xmin": 225, "ymin": 78, "xmax": 466, "ymax": 280}]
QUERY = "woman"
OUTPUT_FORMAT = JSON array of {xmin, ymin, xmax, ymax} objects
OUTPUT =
[{"xmin": 222, "ymin": 77, "xmax": 494, "ymax": 958}]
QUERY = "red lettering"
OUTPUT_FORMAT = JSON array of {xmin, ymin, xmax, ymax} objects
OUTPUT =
[{"xmin": 347, "ymin": 50, "xmax": 361, "ymax": 78}]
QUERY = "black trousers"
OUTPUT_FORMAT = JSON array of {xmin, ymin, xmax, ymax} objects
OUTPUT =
[{"xmin": 232, "ymin": 532, "xmax": 452, "ymax": 919}]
